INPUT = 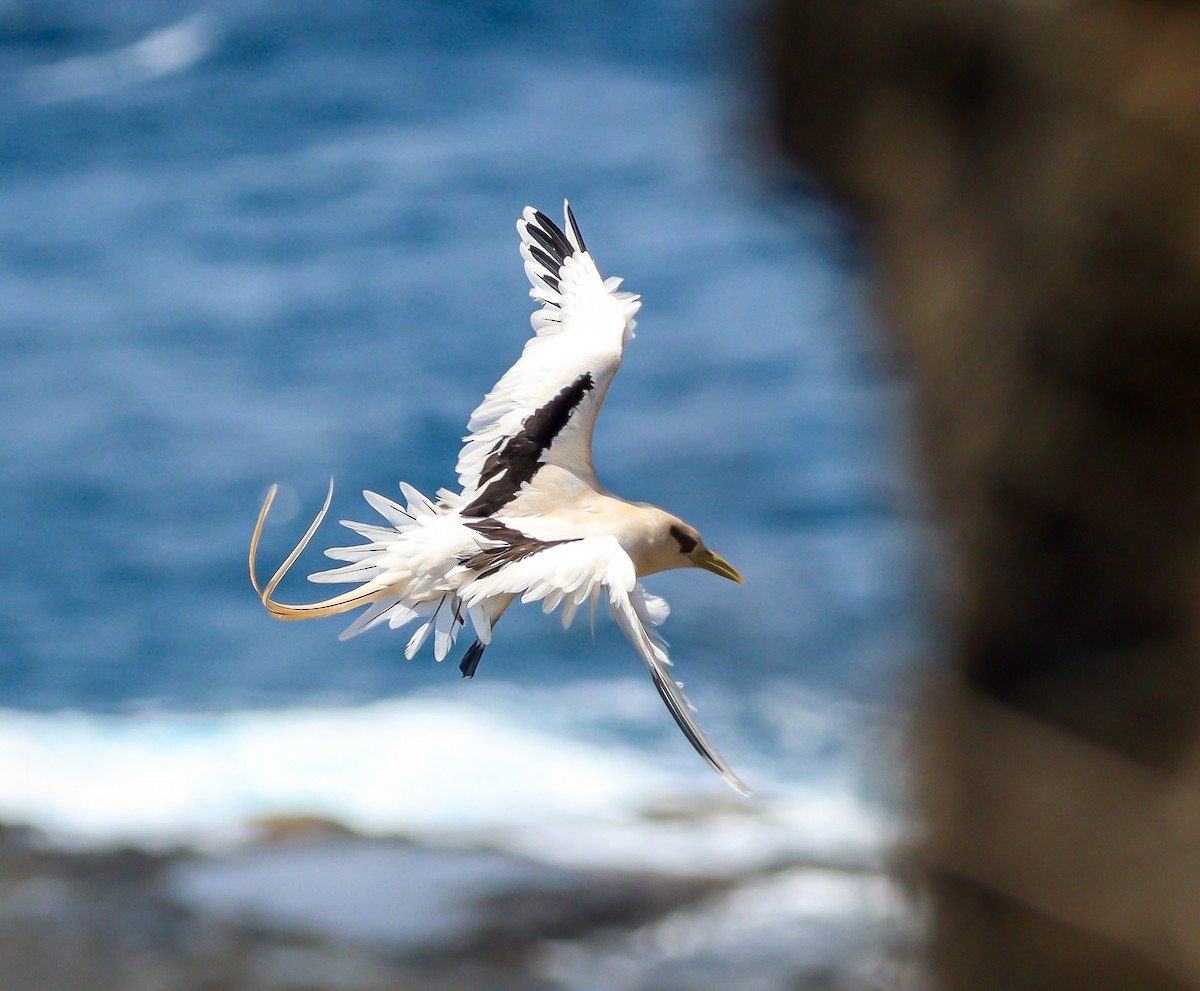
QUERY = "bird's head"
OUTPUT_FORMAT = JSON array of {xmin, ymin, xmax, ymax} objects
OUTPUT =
[{"xmin": 664, "ymin": 519, "xmax": 744, "ymax": 583}]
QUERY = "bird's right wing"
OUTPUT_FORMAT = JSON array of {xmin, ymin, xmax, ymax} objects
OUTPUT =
[
  {"xmin": 461, "ymin": 534, "xmax": 750, "ymax": 795},
  {"xmin": 450, "ymin": 202, "xmax": 642, "ymax": 518}
]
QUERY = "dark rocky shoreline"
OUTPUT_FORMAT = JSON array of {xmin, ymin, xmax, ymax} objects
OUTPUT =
[{"xmin": 0, "ymin": 818, "xmax": 912, "ymax": 991}]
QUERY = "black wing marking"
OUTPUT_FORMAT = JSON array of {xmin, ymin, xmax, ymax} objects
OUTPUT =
[
  {"xmin": 461, "ymin": 372, "xmax": 595, "ymax": 518},
  {"xmin": 463, "ymin": 519, "xmax": 577, "ymax": 576}
]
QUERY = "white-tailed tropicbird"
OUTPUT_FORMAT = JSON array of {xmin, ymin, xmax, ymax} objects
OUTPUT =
[{"xmin": 250, "ymin": 201, "xmax": 748, "ymax": 794}]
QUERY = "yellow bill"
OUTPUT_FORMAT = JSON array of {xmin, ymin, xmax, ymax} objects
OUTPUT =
[{"xmin": 691, "ymin": 547, "xmax": 744, "ymax": 583}]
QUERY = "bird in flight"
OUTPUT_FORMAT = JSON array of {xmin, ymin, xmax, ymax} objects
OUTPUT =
[{"xmin": 250, "ymin": 201, "xmax": 748, "ymax": 794}]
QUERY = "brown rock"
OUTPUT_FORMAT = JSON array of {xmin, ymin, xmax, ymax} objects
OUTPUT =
[{"xmin": 765, "ymin": 2, "xmax": 1200, "ymax": 988}]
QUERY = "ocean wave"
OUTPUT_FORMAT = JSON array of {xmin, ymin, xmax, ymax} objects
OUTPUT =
[
  {"xmin": 0, "ymin": 686, "xmax": 888, "ymax": 874},
  {"xmin": 21, "ymin": 11, "xmax": 217, "ymax": 103}
]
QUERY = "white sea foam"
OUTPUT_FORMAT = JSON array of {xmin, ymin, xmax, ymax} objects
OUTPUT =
[
  {"xmin": 23, "ymin": 12, "xmax": 217, "ymax": 103},
  {"xmin": 0, "ymin": 685, "xmax": 889, "ymax": 875},
  {"xmin": 0, "ymin": 695, "xmax": 665, "ymax": 841}
]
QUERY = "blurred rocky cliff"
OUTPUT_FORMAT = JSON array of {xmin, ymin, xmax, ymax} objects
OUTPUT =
[{"xmin": 766, "ymin": 2, "xmax": 1200, "ymax": 988}]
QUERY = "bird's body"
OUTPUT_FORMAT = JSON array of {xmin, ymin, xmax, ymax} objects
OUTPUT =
[{"xmin": 251, "ymin": 202, "xmax": 748, "ymax": 794}]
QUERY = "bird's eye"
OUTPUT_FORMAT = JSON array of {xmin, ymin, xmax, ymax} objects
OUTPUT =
[{"xmin": 669, "ymin": 524, "xmax": 697, "ymax": 554}]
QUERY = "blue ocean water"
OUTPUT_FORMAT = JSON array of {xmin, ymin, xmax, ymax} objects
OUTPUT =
[{"xmin": 0, "ymin": 0, "xmax": 924, "ymax": 814}]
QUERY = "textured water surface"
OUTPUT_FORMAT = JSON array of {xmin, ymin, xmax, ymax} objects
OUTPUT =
[{"xmin": 0, "ymin": 0, "xmax": 924, "ymax": 822}]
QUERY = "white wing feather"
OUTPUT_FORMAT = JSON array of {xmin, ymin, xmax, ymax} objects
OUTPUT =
[{"xmin": 454, "ymin": 201, "xmax": 641, "ymax": 503}]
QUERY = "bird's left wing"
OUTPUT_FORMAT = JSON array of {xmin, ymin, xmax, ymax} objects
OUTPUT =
[
  {"xmin": 461, "ymin": 535, "xmax": 750, "ymax": 795},
  {"xmin": 451, "ymin": 202, "xmax": 642, "ymax": 518},
  {"xmin": 608, "ymin": 579, "xmax": 751, "ymax": 797}
]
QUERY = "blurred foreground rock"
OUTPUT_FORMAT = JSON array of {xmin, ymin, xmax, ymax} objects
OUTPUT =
[
  {"xmin": 766, "ymin": 1, "xmax": 1200, "ymax": 989},
  {"xmin": 0, "ymin": 820, "xmax": 906, "ymax": 991}
]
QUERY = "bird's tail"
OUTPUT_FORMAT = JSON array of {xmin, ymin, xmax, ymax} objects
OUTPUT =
[{"xmin": 249, "ymin": 480, "xmax": 393, "ymax": 621}]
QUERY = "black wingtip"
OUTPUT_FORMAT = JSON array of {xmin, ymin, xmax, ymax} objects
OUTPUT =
[
  {"xmin": 528, "ymin": 243, "xmax": 559, "ymax": 275},
  {"xmin": 525, "ymin": 221, "xmax": 562, "ymax": 263},
  {"xmin": 565, "ymin": 202, "xmax": 587, "ymax": 254},
  {"xmin": 459, "ymin": 639, "xmax": 486, "ymax": 678},
  {"xmin": 531, "ymin": 209, "xmax": 574, "ymax": 261},
  {"xmin": 648, "ymin": 665, "xmax": 715, "ymax": 770}
]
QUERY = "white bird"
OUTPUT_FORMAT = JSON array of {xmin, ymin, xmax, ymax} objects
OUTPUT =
[{"xmin": 250, "ymin": 201, "xmax": 748, "ymax": 794}]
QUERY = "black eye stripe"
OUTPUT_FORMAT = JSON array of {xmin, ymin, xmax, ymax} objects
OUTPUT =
[{"xmin": 669, "ymin": 525, "xmax": 697, "ymax": 554}]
